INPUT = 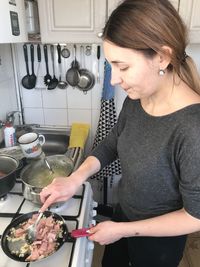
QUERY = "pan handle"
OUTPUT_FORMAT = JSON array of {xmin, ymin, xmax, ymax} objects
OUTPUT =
[
  {"xmin": 71, "ymin": 227, "xmax": 91, "ymax": 238},
  {"xmin": 65, "ymin": 147, "xmax": 81, "ymax": 164}
]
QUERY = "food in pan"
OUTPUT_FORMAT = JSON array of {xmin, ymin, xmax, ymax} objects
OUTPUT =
[{"xmin": 6, "ymin": 213, "xmax": 64, "ymax": 261}]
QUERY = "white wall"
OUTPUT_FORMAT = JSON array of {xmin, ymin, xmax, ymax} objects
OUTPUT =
[
  {"xmin": 0, "ymin": 44, "xmax": 19, "ymax": 122},
  {"xmin": 187, "ymin": 44, "xmax": 200, "ymax": 71}
]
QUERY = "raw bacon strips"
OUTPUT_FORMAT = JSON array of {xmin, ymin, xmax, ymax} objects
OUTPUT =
[{"xmin": 7, "ymin": 214, "xmax": 63, "ymax": 261}]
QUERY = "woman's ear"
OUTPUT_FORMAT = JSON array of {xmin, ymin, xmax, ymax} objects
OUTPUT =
[{"xmin": 158, "ymin": 45, "xmax": 172, "ymax": 70}]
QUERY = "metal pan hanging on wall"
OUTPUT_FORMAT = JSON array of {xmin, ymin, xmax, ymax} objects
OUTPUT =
[{"xmin": 77, "ymin": 69, "xmax": 95, "ymax": 94}]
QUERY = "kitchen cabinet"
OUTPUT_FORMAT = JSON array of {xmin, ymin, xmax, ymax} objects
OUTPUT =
[
  {"xmin": 107, "ymin": 0, "xmax": 179, "ymax": 16},
  {"xmin": 170, "ymin": 0, "xmax": 179, "ymax": 10},
  {"xmin": 107, "ymin": 0, "xmax": 121, "ymax": 17},
  {"xmin": 179, "ymin": 0, "xmax": 200, "ymax": 44},
  {"xmin": 0, "ymin": 0, "xmax": 27, "ymax": 43},
  {"xmin": 37, "ymin": 0, "xmax": 107, "ymax": 43}
]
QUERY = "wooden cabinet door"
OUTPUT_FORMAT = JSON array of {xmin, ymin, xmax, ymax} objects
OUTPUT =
[
  {"xmin": 179, "ymin": 0, "xmax": 200, "ymax": 43},
  {"xmin": 38, "ymin": 0, "xmax": 107, "ymax": 43},
  {"xmin": 170, "ymin": 0, "xmax": 179, "ymax": 10},
  {"xmin": 107, "ymin": 0, "xmax": 179, "ymax": 15}
]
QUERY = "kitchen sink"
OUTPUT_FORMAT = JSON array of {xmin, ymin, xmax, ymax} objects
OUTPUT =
[
  {"xmin": 15, "ymin": 125, "xmax": 70, "ymax": 156},
  {"xmin": 33, "ymin": 127, "xmax": 70, "ymax": 155}
]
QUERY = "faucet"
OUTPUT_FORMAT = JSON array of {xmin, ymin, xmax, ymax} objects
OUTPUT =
[{"xmin": 6, "ymin": 111, "xmax": 21, "ymax": 125}]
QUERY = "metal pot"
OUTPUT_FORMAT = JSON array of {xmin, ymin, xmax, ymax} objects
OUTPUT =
[
  {"xmin": 77, "ymin": 69, "xmax": 95, "ymax": 93},
  {"xmin": 20, "ymin": 154, "xmax": 74, "ymax": 205},
  {"xmin": 0, "ymin": 155, "xmax": 19, "ymax": 197},
  {"xmin": 77, "ymin": 46, "xmax": 95, "ymax": 93}
]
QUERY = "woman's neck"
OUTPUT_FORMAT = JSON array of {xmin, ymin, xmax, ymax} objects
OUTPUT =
[{"xmin": 141, "ymin": 73, "xmax": 200, "ymax": 116}]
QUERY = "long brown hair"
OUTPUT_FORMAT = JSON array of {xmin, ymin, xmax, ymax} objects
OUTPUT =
[{"xmin": 103, "ymin": 0, "xmax": 200, "ymax": 94}]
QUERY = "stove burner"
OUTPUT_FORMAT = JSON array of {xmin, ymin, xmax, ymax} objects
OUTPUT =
[{"xmin": 0, "ymin": 194, "xmax": 7, "ymax": 201}]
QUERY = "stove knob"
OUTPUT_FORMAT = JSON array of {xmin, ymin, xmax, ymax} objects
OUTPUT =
[
  {"xmin": 87, "ymin": 240, "xmax": 94, "ymax": 250},
  {"xmin": 92, "ymin": 201, "xmax": 98, "ymax": 208},
  {"xmin": 92, "ymin": 219, "xmax": 96, "ymax": 226},
  {"xmin": 92, "ymin": 210, "xmax": 97, "ymax": 217},
  {"xmin": 90, "ymin": 209, "xmax": 97, "ymax": 217}
]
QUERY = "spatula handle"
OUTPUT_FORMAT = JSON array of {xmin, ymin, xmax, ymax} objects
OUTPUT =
[
  {"xmin": 57, "ymin": 44, "xmax": 61, "ymax": 64},
  {"xmin": 37, "ymin": 44, "xmax": 41, "ymax": 62},
  {"xmin": 23, "ymin": 44, "xmax": 30, "ymax": 75}
]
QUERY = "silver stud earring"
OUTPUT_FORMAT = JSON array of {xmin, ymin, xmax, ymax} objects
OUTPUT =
[{"xmin": 159, "ymin": 69, "xmax": 165, "ymax": 76}]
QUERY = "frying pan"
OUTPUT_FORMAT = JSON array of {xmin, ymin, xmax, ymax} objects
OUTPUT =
[{"xmin": 1, "ymin": 211, "xmax": 70, "ymax": 262}]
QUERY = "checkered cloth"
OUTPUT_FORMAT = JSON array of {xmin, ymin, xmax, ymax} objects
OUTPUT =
[{"xmin": 92, "ymin": 61, "xmax": 121, "ymax": 180}]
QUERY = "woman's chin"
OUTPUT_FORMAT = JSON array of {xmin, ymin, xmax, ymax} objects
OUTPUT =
[{"xmin": 127, "ymin": 91, "xmax": 140, "ymax": 100}]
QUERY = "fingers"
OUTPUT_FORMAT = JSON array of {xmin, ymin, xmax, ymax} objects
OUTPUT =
[
  {"xmin": 88, "ymin": 225, "xmax": 97, "ymax": 234},
  {"xmin": 40, "ymin": 186, "xmax": 51, "ymax": 203},
  {"xmin": 39, "ymin": 186, "xmax": 57, "ymax": 211},
  {"xmin": 39, "ymin": 193, "xmax": 56, "ymax": 212}
]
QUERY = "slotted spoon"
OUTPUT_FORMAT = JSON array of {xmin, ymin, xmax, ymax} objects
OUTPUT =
[
  {"xmin": 48, "ymin": 45, "xmax": 58, "ymax": 90},
  {"xmin": 43, "ymin": 44, "xmax": 52, "ymax": 86}
]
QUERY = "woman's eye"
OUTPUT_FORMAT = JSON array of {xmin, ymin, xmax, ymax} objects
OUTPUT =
[{"xmin": 120, "ymin": 67, "xmax": 129, "ymax": 71}]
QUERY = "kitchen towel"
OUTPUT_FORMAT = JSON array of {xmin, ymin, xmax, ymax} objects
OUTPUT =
[
  {"xmin": 69, "ymin": 123, "xmax": 90, "ymax": 149},
  {"xmin": 92, "ymin": 61, "xmax": 121, "ymax": 181}
]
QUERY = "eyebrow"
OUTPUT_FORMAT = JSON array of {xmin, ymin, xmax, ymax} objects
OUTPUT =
[{"xmin": 110, "ymin": 60, "xmax": 127, "ymax": 64}]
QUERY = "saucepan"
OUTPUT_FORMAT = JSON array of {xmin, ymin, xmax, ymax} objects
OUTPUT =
[
  {"xmin": 77, "ymin": 45, "xmax": 95, "ymax": 93},
  {"xmin": 0, "ymin": 155, "xmax": 19, "ymax": 197},
  {"xmin": 77, "ymin": 68, "xmax": 95, "ymax": 93},
  {"xmin": 1, "ymin": 210, "xmax": 90, "ymax": 262},
  {"xmin": 20, "ymin": 154, "xmax": 74, "ymax": 205}
]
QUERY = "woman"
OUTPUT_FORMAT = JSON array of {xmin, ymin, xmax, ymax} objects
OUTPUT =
[{"xmin": 40, "ymin": 0, "xmax": 200, "ymax": 266}]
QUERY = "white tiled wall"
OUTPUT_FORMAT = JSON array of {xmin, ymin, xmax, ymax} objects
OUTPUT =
[{"xmin": 0, "ymin": 44, "xmax": 19, "ymax": 122}]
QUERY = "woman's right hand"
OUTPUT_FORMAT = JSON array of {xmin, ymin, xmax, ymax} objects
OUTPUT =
[
  {"xmin": 39, "ymin": 156, "xmax": 101, "ymax": 212},
  {"xmin": 39, "ymin": 175, "xmax": 80, "ymax": 212}
]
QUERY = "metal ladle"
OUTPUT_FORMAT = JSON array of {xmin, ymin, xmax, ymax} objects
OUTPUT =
[{"xmin": 57, "ymin": 44, "xmax": 68, "ymax": 89}]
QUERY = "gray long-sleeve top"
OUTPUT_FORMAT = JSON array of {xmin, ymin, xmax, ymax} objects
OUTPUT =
[{"xmin": 91, "ymin": 97, "xmax": 200, "ymax": 221}]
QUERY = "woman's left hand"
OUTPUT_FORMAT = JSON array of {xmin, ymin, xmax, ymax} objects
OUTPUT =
[{"xmin": 88, "ymin": 221, "xmax": 124, "ymax": 245}]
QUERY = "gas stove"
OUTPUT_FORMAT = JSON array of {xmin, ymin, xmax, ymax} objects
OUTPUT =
[{"xmin": 0, "ymin": 148, "xmax": 97, "ymax": 267}]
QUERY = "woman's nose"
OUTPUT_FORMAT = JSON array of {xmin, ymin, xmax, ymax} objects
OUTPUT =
[{"xmin": 110, "ymin": 71, "xmax": 122, "ymax": 86}]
